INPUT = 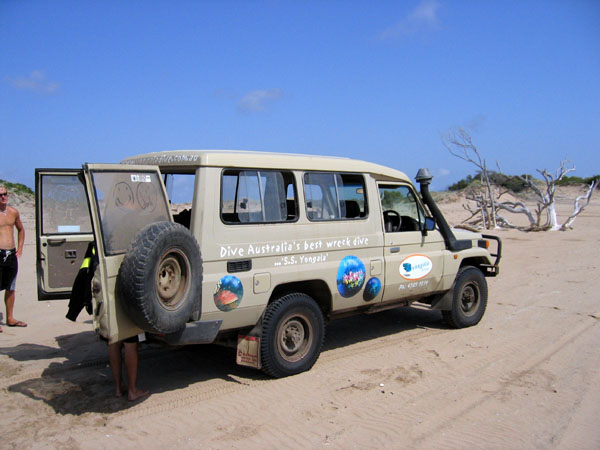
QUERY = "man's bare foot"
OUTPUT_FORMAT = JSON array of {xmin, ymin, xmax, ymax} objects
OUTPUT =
[
  {"xmin": 128, "ymin": 388, "xmax": 149, "ymax": 401},
  {"xmin": 115, "ymin": 385, "xmax": 127, "ymax": 398}
]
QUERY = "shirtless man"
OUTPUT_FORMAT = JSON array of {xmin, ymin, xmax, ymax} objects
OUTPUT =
[{"xmin": 0, "ymin": 185, "xmax": 26, "ymax": 331}]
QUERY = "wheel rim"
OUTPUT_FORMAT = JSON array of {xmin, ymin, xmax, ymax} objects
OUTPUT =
[
  {"xmin": 155, "ymin": 248, "xmax": 190, "ymax": 310},
  {"xmin": 277, "ymin": 314, "xmax": 314, "ymax": 363},
  {"xmin": 460, "ymin": 282, "xmax": 480, "ymax": 317}
]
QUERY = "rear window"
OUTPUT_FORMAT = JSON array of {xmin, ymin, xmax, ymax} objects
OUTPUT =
[{"xmin": 91, "ymin": 171, "xmax": 170, "ymax": 255}]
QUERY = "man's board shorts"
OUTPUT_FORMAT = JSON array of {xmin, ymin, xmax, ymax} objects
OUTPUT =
[{"xmin": 0, "ymin": 249, "xmax": 17, "ymax": 291}]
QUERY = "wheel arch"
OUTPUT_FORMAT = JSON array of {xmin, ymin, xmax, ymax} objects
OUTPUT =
[
  {"xmin": 269, "ymin": 279, "xmax": 332, "ymax": 317},
  {"xmin": 459, "ymin": 257, "xmax": 490, "ymax": 276}
]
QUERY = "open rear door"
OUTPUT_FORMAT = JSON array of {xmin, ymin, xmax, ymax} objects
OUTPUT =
[
  {"xmin": 35, "ymin": 169, "xmax": 94, "ymax": 300},
  {"xmin": 82, "ymin": 164, "xmax": 171, "ymax": 343}
]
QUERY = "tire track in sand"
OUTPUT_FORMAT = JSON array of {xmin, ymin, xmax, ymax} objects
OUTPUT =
[{"xmin": 110, "ymin": 320, "xmax": 449, "ymax": 421}]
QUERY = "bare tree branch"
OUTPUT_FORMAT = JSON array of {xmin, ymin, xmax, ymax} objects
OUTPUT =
[
  {"xmin": 443, "ymin": 128, "xmax": 593, "ymax": 232},
  {"xmin": 559, "ymin": 180, "xmax": 598, "ymax": 230},
  {"xmin": 443, "ymin": 127, "xmax": 497, "ymax": 229}
]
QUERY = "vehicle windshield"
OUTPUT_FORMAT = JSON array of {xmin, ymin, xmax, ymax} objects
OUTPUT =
[{"xmin": 91, "ymin": 170, "xmax": 170, "ymax": 255}]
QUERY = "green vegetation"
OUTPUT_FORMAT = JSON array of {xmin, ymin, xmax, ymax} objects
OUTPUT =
[
  {"xmin": 449, "ymin": 171, "xmax": 599, "ymax": 193},
  {"xmin": 447, "ymin": 174, "xmax": 476, "ymax": 191},
  {"xmin": 448, "ymin": 171, "xmax": 531, "ymax": 193},
  {"xmin": 0, "ymin": 179, "xmax": 34, "ymax": 196},
  {"xmin": 556, "ymin": 174, "xmax": 600, "ymax": 186}
]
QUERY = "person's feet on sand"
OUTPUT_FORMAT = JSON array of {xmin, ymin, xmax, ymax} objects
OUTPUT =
[
  {"xmin": 115, "ymin": 385, "xmax": 127, "ymax": 398},
  {"xmin": 7, "ymin": 320, "xmax": 27, "ymax": 327},
  {"xmin": 128, "ymin": 388, "xmax": 149, "ymax": 402}
]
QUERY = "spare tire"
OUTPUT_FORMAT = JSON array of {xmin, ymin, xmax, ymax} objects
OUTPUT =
[{"xmin": 117, "ymin": 221, "xmax": 202, "ymax": 334}]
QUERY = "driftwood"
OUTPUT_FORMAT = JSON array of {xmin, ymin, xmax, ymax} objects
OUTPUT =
[
  {"xmin": 444, "ymin": 128, "xmax": 596, "ymax": 231},
  {"xmin": 560, "ymin": 180, "xmax": 598, "ymax": 230}
]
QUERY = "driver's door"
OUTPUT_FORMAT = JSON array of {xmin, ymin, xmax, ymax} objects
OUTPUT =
[
  {"xmin": 35, "ymin": 169, "xmax": 94, "ymax": 300},
  {"xmin": 379, "ymin": 183, "xmax": 446, "ymax": 301}
]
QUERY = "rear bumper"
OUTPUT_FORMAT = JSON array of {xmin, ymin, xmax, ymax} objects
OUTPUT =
[{"xmin": 151, "ymin": 320, "xmax": 223, "ymax": 345}]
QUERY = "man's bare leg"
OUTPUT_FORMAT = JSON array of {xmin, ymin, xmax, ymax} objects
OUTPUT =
[
  {"xmin": 123, "ymin": 341, "xmax": 149, "ymax": 401},
  {"xmin": 5, "ymin": 289, "xmax": 26, "ymax": 327},
  {"xmin": 108, "ymin": 342, "xmax": 125, "ymax": 397}
]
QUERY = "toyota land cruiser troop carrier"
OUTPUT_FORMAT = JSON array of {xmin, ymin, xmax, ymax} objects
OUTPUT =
[{"xmin": 36, "ymin": 150, "xmax": 501, "ymax": 378}]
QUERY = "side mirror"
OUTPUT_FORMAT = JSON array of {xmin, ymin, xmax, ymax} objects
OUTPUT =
[{"xmin": 425, "ymin": 217, "xmax": 436, "ymax": 231}]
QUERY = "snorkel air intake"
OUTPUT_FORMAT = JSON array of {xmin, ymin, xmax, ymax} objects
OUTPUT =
[{"xmin": 416, "ymin": 168, "xmax": 472, "ymax": 252}]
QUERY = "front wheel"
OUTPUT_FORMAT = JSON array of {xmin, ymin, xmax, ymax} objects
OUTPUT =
[
  {"xmin": 442, "ymin": 266, "xmax": 488, "ymax": 328},
  {"xmin": 260, "ymin": 293, "xmax": 325, "ymax": 378}
]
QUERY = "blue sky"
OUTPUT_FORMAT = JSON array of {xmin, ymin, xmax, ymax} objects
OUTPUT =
[{"xmin": 1, "ymin": 0, "xmax": 599, "ymax": 191}]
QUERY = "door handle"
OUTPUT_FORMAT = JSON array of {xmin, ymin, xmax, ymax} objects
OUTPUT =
[
  {"xmin": 390, "ymin": 247, "xmax": 400, "ymax": 253},
  {"xmin": 64, "ymin": 250, "xmax": 77, "ymax": 259},
  {"xmin": 48, "ymin": 239, "xmax": 66, "ymax": 245}
]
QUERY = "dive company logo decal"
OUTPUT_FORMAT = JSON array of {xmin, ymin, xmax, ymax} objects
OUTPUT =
[{"xmin": 399, "ymin": 255, "xmax": 433, "ymax": 280}]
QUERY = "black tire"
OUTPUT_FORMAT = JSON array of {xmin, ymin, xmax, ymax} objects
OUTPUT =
[
  {"xmin": 117, "ymin": 221, "xmax": 202, "ymax": 334},
  {"xmin": 442, "ymin": 266, "xmax": 487, "ymax": 328},
  {"xmin": 260, "ymin": 293, "xmax": 325, "ymax": 378}
]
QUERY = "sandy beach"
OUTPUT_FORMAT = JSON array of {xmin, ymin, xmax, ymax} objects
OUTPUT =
[{"xmin": 1, "ymin": 188, "xmax": 599, "ymax": 449}]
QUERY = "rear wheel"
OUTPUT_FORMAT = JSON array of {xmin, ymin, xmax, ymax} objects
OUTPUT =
[
  {"xmin": 442, "ymin": 266, "xmax": 487, "ymax": 328},
  {"xmin": 261, "ymin": 293, "xmax": 325, "ymax": 378}
]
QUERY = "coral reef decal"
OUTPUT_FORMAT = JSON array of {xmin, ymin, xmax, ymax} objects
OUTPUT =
[{"xmin": 337, "ymin": 255, "xmax": 366, "ymax": 298}]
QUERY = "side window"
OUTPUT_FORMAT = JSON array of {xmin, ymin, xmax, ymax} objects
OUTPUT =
[
  {"xmin": 304, "ymin": 172, "xmax": 367, "ymax": 221},
  {"xmin": 164, "ymin": 172, "xmax": 195, "ymax": 228},
  {"xmin": 221, "ymin": 170, "xmax": 297, "ymax": 224},
  {"xmin": 379, "ymin": 184, "xmax": 423, "ymax": 232},
  {"xmin": 41, "ymin": 174, "xmax": 92, "ymax": 234}
]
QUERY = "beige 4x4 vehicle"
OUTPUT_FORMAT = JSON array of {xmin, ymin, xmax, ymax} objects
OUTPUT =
[{"xmin": 36, "ymin": 150, "xmax": 500, "ymax": 377}]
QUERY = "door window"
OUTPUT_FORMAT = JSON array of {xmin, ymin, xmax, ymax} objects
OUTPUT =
[
  {"xmin": 41, "ymin": 174, "xmax": 92, "ymax": 234},
  {"xmin": 304, "ymin": 172, "xmax": 367, "ymax": 221},
  {"xmin": 379, "ymin": 185, "xmax": 424, "ymax": 232}
]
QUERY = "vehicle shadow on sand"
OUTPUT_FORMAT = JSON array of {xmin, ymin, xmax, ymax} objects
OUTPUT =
[
  {"xmin": 3, "ymin": 306, "xmax": 447, "ymax": 416},
  {"xmin": 2, "ymin": 332, "xmax": 259, "ymax": 415},
  {"xmin": 324, "ymin": 305, "xmax": 447, "ymax": 352}
]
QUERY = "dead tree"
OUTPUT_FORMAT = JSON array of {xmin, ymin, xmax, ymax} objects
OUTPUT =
[
  {"xmin": 443, "ymin": 127, "xmax": 497, "ymax": 229},
  {"xmin": 559, "ymin": 179, "xmax": 598, "ymax": 230},
  {"xmin": 512, "ymin": 161, "xmax": 596, "ymax": 231},
  {"xmin": 443, "ymin": 129, "xmax": 596, "ymax": 231}
]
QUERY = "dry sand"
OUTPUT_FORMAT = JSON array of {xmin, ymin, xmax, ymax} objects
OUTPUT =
[{"xmin": 1, "ymin": 188, "xmax": 599, "ymax": 449}]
